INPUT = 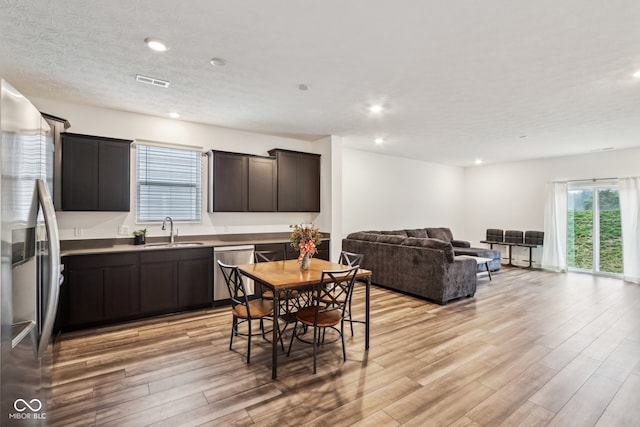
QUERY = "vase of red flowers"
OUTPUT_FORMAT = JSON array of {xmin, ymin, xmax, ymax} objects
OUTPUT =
[{"xmin": 290, "ymin": 224, "xmax": 322, "ymax": 270}]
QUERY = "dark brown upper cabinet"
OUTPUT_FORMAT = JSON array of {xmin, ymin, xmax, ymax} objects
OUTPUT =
[
  {"xmin": 268, "ymin": 149, "xmax": 320, "ymax": 212},
  {"xmin": 208, "ymin": 151, "xmax": 277, "ymax": 212},
  {"xmin": 61, "ymin": 133, "xmax": 131, "ymax": 211},
  {"xmin": 208, "ymin": 148, "xmax": 319, "ymax": 213},
  {"xmin": 209, "ymin": 151, "xmax": 248, "ymax": 212},
  {"xmin": 248, "ymin": 156, "xmax": 277, "ymax": 211}
]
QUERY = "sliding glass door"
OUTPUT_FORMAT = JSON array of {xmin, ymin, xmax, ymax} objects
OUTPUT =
[{"xmin": 567, "ymin": 184, "xmax": 622, "ymax": 275}]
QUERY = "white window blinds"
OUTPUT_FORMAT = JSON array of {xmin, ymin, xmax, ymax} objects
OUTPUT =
[
  {"xmin": 3, "ymin": 132, "xmax": 48, "ymax": 224},
  {"xmin": 136, "ymin": 143, "xmax": 202, "ymax": 222}
]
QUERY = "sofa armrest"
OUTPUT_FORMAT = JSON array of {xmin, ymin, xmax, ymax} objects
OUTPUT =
[{"xmin": 451, "ymin": 239, "xmax": 471, "ymax": 248}]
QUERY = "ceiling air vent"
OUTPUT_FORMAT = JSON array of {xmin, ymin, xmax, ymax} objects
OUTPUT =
[{"xmin": 135, "ymin": 74, "xmax": 170, "ymax": 88}]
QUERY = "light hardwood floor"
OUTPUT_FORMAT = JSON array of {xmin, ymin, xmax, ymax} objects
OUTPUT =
[{"xmin": 49, "ymin": 267, "xmax": 640, "ymax": 426}]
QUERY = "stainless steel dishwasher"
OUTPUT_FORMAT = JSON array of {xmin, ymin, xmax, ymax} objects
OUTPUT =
[{"xmin": 213, "ymin": 245, "xmax": 255, "ymax": 302}]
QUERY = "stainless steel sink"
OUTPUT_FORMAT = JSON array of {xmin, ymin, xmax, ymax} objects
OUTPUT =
[{"xmin": 143, "ymin": 242, "xmax": 206, "ymax": 249}]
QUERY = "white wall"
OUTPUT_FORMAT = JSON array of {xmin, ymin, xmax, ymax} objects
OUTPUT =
[
  {"xmin": 341, "ymin": 148, "xmax": 466, "ymax": 238},
  {"xmin": 32, "ymin": 96, "xmax": 640, "ymax": 252},
  {"xmin": 33, "ymin": 98, "xmax": 326, "ymax": 240},
  {"xmin": 463, "ymin": 148, "xmax": 640, "ymax": 265}
]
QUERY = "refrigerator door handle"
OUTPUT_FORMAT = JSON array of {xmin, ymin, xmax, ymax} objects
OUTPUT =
[{"xmin": 36, "ymin": 179, "xmax": 61, "ymax": 359}]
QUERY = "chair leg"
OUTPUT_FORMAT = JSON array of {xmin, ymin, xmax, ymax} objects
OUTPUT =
[
  {"xmin": 340, "ymin": 320, "xmax": 347, "ymax": 361},
  {"xmin": 312, "ymin": 325, "xmax": 318, "ymax": 374},
  {"xmin": 229, "ymin": 316, "xmax": 237, "ymax": 350},
  {"xmin": 247, "ymin": 319, "xmax": 252, "ymax": 364},
  {"xmin": 348, "ymin": 299, "xmax": 354, "ymax": 336}
]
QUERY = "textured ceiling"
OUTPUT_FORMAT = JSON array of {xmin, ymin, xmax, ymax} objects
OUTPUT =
[{"xmin": 1, "ymin": 0, "xmax": 639, "ymax": 166}]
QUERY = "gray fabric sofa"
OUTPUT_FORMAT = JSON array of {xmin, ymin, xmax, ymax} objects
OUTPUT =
[{"xmin": 342, "ymin": 230, "xmax": 478, "ymax": 304}]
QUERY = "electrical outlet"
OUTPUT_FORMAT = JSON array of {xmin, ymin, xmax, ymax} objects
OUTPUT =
[
  {"xmin": 74, "ymin": 227, "xmax": 83, "ymax": 237},
  {"xmin": 119, "ymin": 226, "xmax": 129, "ymax": 236}
]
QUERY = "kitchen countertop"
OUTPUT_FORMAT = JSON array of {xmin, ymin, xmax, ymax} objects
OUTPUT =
[{"xmin": 60, "ymin": 232, "xmax": 330, "ymax": 257}]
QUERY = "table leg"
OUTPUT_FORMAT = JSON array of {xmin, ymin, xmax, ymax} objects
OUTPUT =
[
  {"xmin": 486, "ymin": 262, "xmax": 492, "ymax": 280},
  {"xmin": 272, "ymin": 290, "xmax": 279, "ymax": 380},
  {"xmin": 365, "ymin": 276, "xmax": 371, "ymax": 350}
]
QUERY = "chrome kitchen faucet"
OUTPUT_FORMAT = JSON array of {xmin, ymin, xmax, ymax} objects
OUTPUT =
[{"xmin": 161, "ymin": 216, "xmax": 174, "ymax": 244}]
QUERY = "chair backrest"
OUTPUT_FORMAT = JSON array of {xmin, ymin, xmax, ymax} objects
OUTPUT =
[
  {"xmin": 504, "ymin": 230, "xmax": 524, "ymax": 244},
  {"xmin": 486, "ymin": 228, "xmax": 504, "ymax": 242},
  {"xmin": 254, "ymin": 249, "xmax": 285, "ymax": 263},
  {"xmin": 524, "ymin": 231, "xmax": 544, "ymax": 245},
  {"xmin": 217, "ymin": 260, "xmax": 250, "ymax": 312},
  {"xmin": 338, "ymin": 250, "xmax": 364, "ymax": 267},
  {"xmin": 316, "ymin": 266, "xmax": 359, "ymax": 316}
]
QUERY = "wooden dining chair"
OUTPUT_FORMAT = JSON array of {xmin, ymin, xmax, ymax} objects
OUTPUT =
[
  {"xmin": 338, "ymin": 250, "xmax": 364, "ymax": 268},
  {"xmin": 337, "ymin": 251, "xmax": 364, "ymax": 335},
  {"xmin": 253, "ymin": 249, "xmax": 285, "ymax": 299},
  {"xmin": 287, "ymin": 266, "xmax": 359, "ymax": 374},
  {"xmin": 217, "ymin": 260, "xmax": 281, "ymax": 363},
  {"xmin": 253, "ymin": 249, "xmax": 302, "ymax": 320}
]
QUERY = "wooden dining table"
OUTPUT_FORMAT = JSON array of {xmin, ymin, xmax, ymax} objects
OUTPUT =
[{"xmin": 236, "ymin": 258, "xmax": 372, "ymax": 379}]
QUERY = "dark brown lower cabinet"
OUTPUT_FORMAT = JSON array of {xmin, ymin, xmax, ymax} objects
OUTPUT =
[
  {"xmin": 315, "ymin": 240, "xmax": 330, "ymax": 261},
  {"xmin": 57, "ymin": 242, "xmax": 334, "ymax": 331},
  {"xmin": 140, "ymin": 247, "xmax": 213, "ymax": 316},
  {"xmin": 178, "ymin": 258, "xmax": 213, "ymax": 308},
  {"xmin": 58, "ymin": 247, "xmax": 213, "ymax": 331},
  {"xmin": 103, "ymin": 263, "xmax": 140, "ymax": 320},
  {"xmin": 58, "ymin": 253, "xmax": 140, "ymax": 330},
  {"xmin": 140, "ymin": 261, "xmax": 178, "ymax": 315}
]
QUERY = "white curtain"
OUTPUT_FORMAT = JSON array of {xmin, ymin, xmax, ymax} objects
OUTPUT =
[
  {"xmin": 541, "ymin": 182, "xmax": 568, "ymax": 272},
  {"xmin": 618, "ymin": 177, "xmax": 640, "ymax": 283}
]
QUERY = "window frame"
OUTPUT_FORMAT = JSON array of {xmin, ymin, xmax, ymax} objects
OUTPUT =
[{"xmin": 135, "ymin": 142, "xmax": 203, "ymax": 224}]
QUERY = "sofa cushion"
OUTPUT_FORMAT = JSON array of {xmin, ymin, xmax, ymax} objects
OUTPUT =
[
  {"xmin": 402, "ymin": 237, "xmax": 455, "ymax": 263},
  {"xmin": 378, "ymin": 230, "xmax": 408, "ymax": 237},
  {"xmin": 405, "ymin": 228, "xmax": 428, "ymax": 238},
  {"xmin": 374, "ymin": 234, "xmax": 407, "ymax": 244},
  {"xmin": 345, "ymin": 232, "xmax": 407, "ymax": 245},
  {"xmin": 426, "ymin": 227, "xmax": 454, "ymax": 242},
  {"xmin": 346, "ymin": 231, "xmax": 375, "ymax": 241}
]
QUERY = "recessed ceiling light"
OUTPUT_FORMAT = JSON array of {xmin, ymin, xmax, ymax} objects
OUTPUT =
[
  {"xmin": 210, "ymin": 57, "xmax": 226, "ymax": 67},
  {"xmin": 144, "ymin": 37, "xmax": 168, "ymax": 52},
  {"xmin": 168, "ymin": 112, "xmax": 180, "ymax": 119},
  {"xmin": 368, "ymin": 104, "xmax": 384, "ymax": 113},
  {"xmin": 633, "ymin": 70, "xmax": 640, "ymax": 79},
  {"xmin": 297, "ymin": 84, "xmax": 311, "ymax": 91},
  {"xmin": 374, "ymin": 138, "xmax": 384, "ymax": 144},
  {"xmin": 474, "ymin": 159, "xmax": 483, "ymax": 165}
]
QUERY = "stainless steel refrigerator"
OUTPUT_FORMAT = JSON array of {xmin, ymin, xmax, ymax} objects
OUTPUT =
[{"xmin": 1, "ymin": 79, "xmax": 61, "ymax": 425}]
